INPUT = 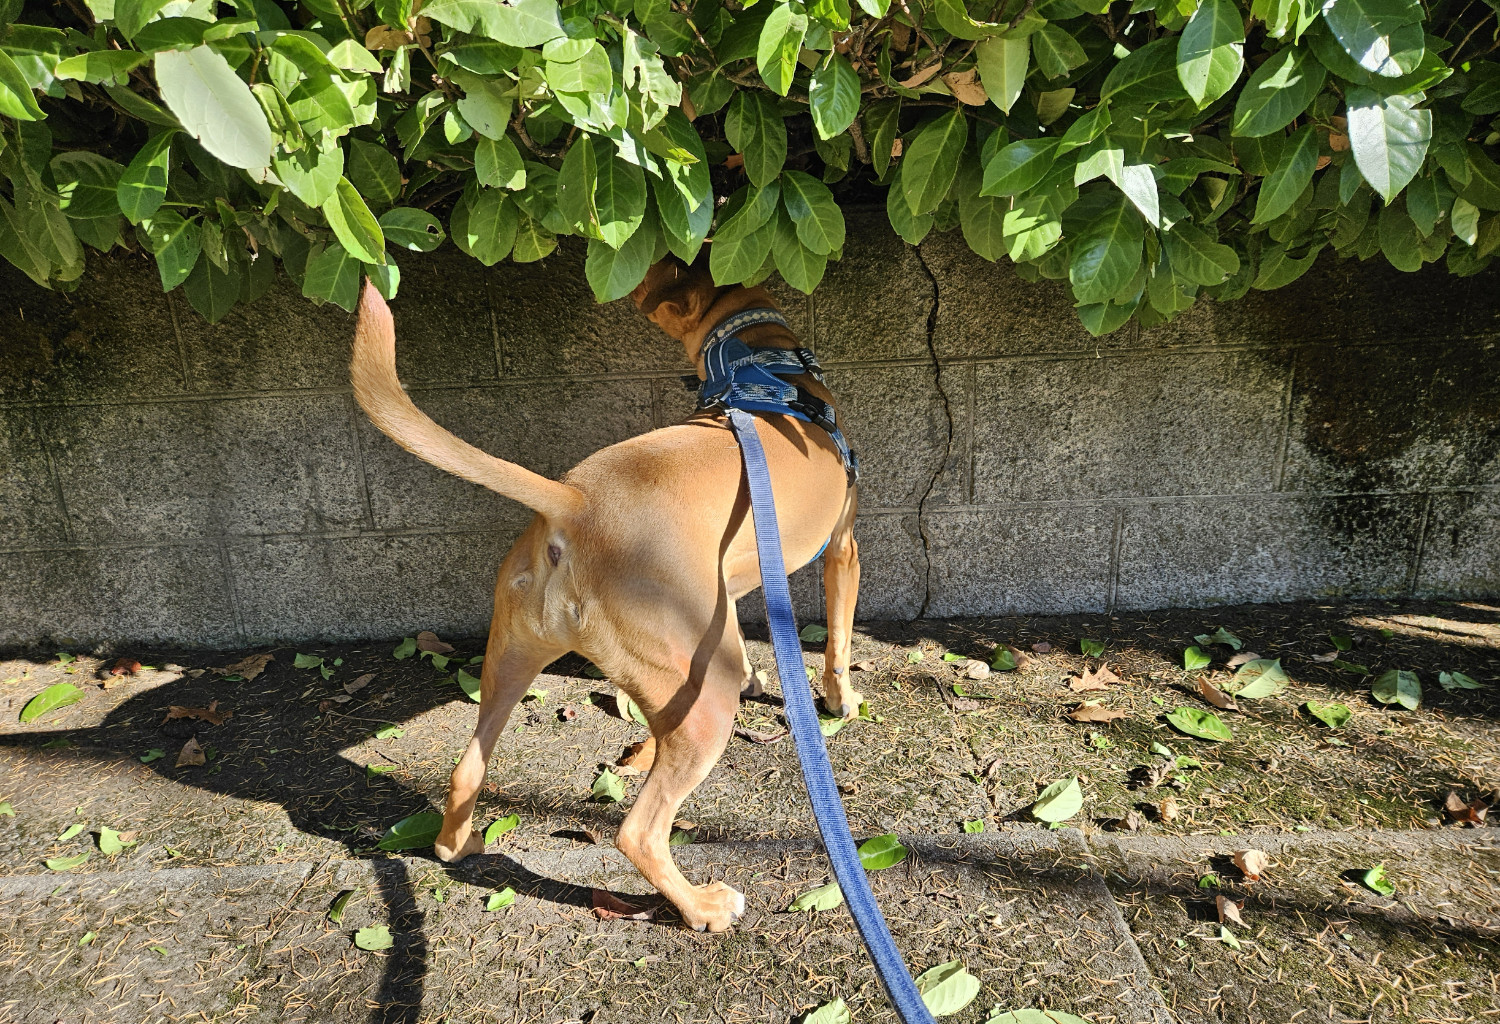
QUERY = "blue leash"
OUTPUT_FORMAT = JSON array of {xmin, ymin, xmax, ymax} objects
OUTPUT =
[{"xmin": 725, "ymin": 407, "xmax": 936, "ymax": 1024}]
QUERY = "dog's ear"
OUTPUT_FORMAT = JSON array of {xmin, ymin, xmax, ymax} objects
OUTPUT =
[{"xmin": 631, "ymin": 258, "xmax": 716, "ymax": 338}]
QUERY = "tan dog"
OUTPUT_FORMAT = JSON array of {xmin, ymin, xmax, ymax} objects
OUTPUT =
[{"xmin": 350, "ymin": 257, "xmax": 861, "ymax": 931}]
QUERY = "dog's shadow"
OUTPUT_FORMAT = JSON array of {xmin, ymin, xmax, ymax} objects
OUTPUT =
[{"xmin": 0, "ymin": 646, "xmax": 649, "ymax": 1023}]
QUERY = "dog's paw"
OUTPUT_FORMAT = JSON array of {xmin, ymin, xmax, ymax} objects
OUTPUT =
[
  {"xmin": 433, "ymin": 828, "xmax": 485, "ymax": 864},
  {"xmin": 821, "ymin": 690, "xmax": 864, "ymax": 720},
  {"xmin": 680, "ymin": 880, "xmax": 745, "ymax": 933}
]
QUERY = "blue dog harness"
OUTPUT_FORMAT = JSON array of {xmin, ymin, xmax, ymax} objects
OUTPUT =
[
  {"xmin": 691, "ymin": 308, "xmax": 858, "ymax": 482},
  {"xmin": 700, "ymin": 311, "xmax": 933, "ymax": 1024}
]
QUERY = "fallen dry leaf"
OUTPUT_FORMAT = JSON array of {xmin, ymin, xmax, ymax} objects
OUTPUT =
[
  {"xmin": 1123, "ymin": 809, "xmax": 1144, "ymax": 832},
  {"xmin": 899, "ymin": 60, "xmax": 943, "ymax": 88},
  {"xmin": 1067, "ymin": 702, "xmax": 1128, "ymax": 723},
  {"xmin": 110, "ymin": 657, "xmax": 141, "ymax": 676},
  {"xmin": 1197, "ymin": 677, "xmax": 1239, "ymax": 711},
  {"xmin": 176, "ymin": 737, "xmax": 206, "ymax": 768},
  {"xmin": 344, "ymin": 673, "xmax": 374, "ymax": 695},
  {"xmin": 1312, "ymin": 651, "xmax": 1339, "ymax": 663},
  {"xmin": 591, "ymin": 889, "xmax": 654, "ymax": 921},
  {"xmin": 942, "ymin": 68, "xmax": 987, "ymax": 105},
  {"xmin": 963, "ymin": 659, "xmax": 991, "ymax": 681},
  {"xmin": 163, "ymin": 700, "xmax": 232, "ymax": 726},
  {"xmin": 1001, "ymin": 644, "xmax": 1035, "ymax": 670},
  {"xmin": 851, "ymin": 660, "xmax": 877, "ymax": 672},
  {"xmin": 416, "ymin": 631, "xmax": 454, "ymax": 655},
  {"xmin": 217, "ymin": 653, "xmax": 272, "ymax": 681},
  {"xmin": 619, "ymin": 736, "xmax": 657, "ymax": 772},
  {"xmin": 1130, "ymin": 760, "xmax": 1176, "ymax": 789},
  {"xmin": 1158, "ymin": 795, "xmax": 1179, "ymax": 822},
  {"xmin": 1069, "ymin": 663, "xmax": 1121, "ymax": 692},
  {"xmin": 1444, "ymin": 790, "xmax": 1490, "ymax": 826},
  {"xmin": 1031, "ymin": 642, "xmax": 1052, "ymax": 653},
  {"xmin": 674, "ymin": 818, "xmax": 697, "ymax": 831},
  {"xmin": 1225, "ymin": 651, "xmax": 1260, "ymax": 669},
  {"xmin": 1233, "ymin": 848, "xmax": 1270, "ymax": 882},
  {"xmin": 734, "ymin": 725, "xmax": 788, "ymax": 744},
  {"xmin": 1216, "ymin": 894, "xmax": 1246, "ymax": 927}
]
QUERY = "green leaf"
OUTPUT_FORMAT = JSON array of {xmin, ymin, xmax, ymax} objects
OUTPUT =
[
  {"xmin": 293, "ymin": 652, "xmax": 323, "ymax": 669},
  {"xmin": 781, "ymin": 170, "xmax": 844, "ymax": 255},
  {"xmin": 153, "ymin": 46, "xmax": 272, "ymax": 170},
  {"xmin": 586, "ymin": 214, "xmax": 657, "ymax": 301},
  {"xmin": 322, "ymin": 177, "xmax": 385, "ymax": 265},
  {"xmin": 710, "ymin": 210, "xmax": 776, "ymax": 283},
  {"xmin": 483, "ymin": 814, "xmax": 520, "ymax": 843},
  {"xmin": 1080, "ymin": 638, "xmax": 1105, "ymax": 657},
  {"xmin": 1162, "ymin": 221, "xmax": 1241, "ymax": 285},
  {"xmin": 1304, "ymin": 700, "xmax": 1351, "ymax": 728},
  {"xmin": 328, "ymin": 889, "xmax": 357, "ymax": 924},
  {"xmin": 392, "ymin": 638, "xmax": 417, "ymax": 660},
  {"xmin": 1438, "ymin": 670, "xmax": 1485, "ymax": 691},
  {"xmin": 975, "ymin": 34, "xmax": 1029, "ymax": 114},
  {"xmin": 1032, "ymin": 777, "xmax": 1083, "ymax": 822},
  {"xmin": 353, "ymin": 925, "xmax": 394, "ymax": 950},
  {"xmin": 349, "ymin": 139, "xmax": 403, "ymax": 207},
  {"xmin": 802, "ymin": 999, "xmax": 852, "ymax": 1024},
  {"xmin": 184, "ymin": 258, "xmax": 241, "ymax": 323},
  {"xmin": 1372, "ymin": 668, "xmax": 1421, "ymax": 709},
  {"xmin": 809, "ymin": 54, "xmax": 860, "ymax": 140},
  {"xmin": 1232, "ymin": 46, "xmax": 1326, "ymax": 137},
  {"xmin": 58, "ymin": 823, "xmax": 86, "ymax": 842},
  {"xmin": 302, "ymin": 241, "xmax": 361, "ymax": 311},
  {"xmin": 97, "ymin": 825, "xmax": 136, "ymax": 855},
  {"xmin": 1229, "ymin": 658, "xmax": 1289, "ymax": 698},
  {"xmin": 799, "ymin": 623, "xmax": 830, "ymax": 643},
  {"xmin": 474, "ymin": 135, "xmax": 526, "ymax": 190},
  {"xmin": 114, "ymin": 0, "xmax": 171, "ymax": 40},
  {"xmin": 484, "ymin": 887, "xmax": 516, "ymax": 911},
  {"xmin": 1100, "ymin": 37, "xmax": 1188, "ymax": 105},
  {"xmin": 377, "ymin": 812, "xmax": 443, "ymax": 851},
  {"xmin": 857, "ymin": 833, "xmax": 908, "ymax": 869},
  {"xmin": 452, "ymin": 667, "xmax": 480, "ymax": 701},
  {"xmin": 985, "ymin": 1012, "xmax": 1091, "ymax": 1024},
  {"xmin": 1195, "ymin": 626, "xmax": 1243, "ymax": 650},
  {"xmin": 981, "ymin": 138, "xmax": 1059, "ymax": 197},
  {"xmin": 144, "ymin": 210, "xmax": 201, "ymax": 290},
  {"xmin": 0, "ymin": 47, "xmax": 44, "ymax": 121},
  {"xmin": 54, "ymin": 49, "xmax": 150, "ymax": 85},
  {"xmin": 1177, "ymin": 0, "xmax": 1245, "ymax": 105},
  {"xmin": 725, "ymin": 90, "xmax": 787, "ymax": 188},
  {"xmin": 592, "ymin": 768, "xmax": 626, "ymax": 802},
  {"xmin": 273, "ymin": 139, "xmax": 344, "ymax": 208},
  {"xmin": 1322, "ymin": 0, "xmax": 1423, "ymax": 77},
  {"xmin": 1184, "ymin": 646, "xmax": 1210, "ymax": 671},
  {"xmin": 1032, "ymin": 23, "xmax": 1087, "ymax": 80},
  {"xmin": 772, "ymin": 213, "xmax": 829, "ymax": 292},
  {"xmin": 915, "ymin": 961, "xmax": 981, "ymax": 1017},
  {"xmin": 45, "ymin": 852, "xmax": 91, "ymax": 872},
  {"xmin": 902, "ymin": 111, "xmax": 968, "ymax": 215},
  {"xmin": 1166, "ymin": 706, "xmax": 1234, "ymax": 741},
  {"xmin": 450, "ymin": 68, "xmax": 513, "ymax": 140},
  {"xmin": 422, "ymin": 0, "xmax": 565, "ymax": 45},
  {"xmin": 788, "ymin": 881, "xmax": 844, "ymax": 912},
  {"xmin": 379, "ymin": 208, "xmax": 445, "ymax": 252},
  {"xmin": 140, "ymin": 748, "xmax": 164, "ymax": 763},
  {"xmin": 1069, "ymin": 197, "xmax": 1144, "ymax": 305},
  {"xmin": 1361, "ymin": 862, "xmax": 1395, "ymax": 896},
  {"xmin": 451, "ymin": 188, "xmax": 517, "ymax": 266},
  {"xmin": 1346, "ymin": 87, "xmax": 1431, "ymax": 203},
  {"xmin": 117, "ymin": 131, "xmax": 175, "ymax": 224},
  {"xmin": 757, "ymin": 0, "xmax": 807, "ymax": 96},
  {"xmin": 373, "ymin": 723, "xmax": 405, "ymax": 739},
  {"xmin": 20, "ymin": 682, "xmax": 84, "ymax": 723}
]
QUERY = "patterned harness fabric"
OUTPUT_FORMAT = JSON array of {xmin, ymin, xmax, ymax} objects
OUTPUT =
[{"xmin": 692, "ymin": 308, "xmax": 859, "ymax": 481}]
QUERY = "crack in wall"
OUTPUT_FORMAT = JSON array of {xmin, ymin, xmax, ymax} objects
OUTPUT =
[{"xmin": 914, "ymin": 245, "xmax": 954, "ymax": 619}]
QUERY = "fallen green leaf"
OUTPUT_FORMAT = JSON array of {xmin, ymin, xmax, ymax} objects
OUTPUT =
[
  {"xmin": 907, "ymin": 649, "xmax": 925, "ymax": 663},
  {"xmin": 1439, "ymin": 671, "xmax": 1485, "ymax": 691},
  {"xmin": 942, "ymin": 652, "xmax": 965, "ymax": 662},
  {"xmin": 857, "ymin": 833, "xmax": 908, "ymax": 869},
  {"xmin": 328, "ymin": 889, "xmax": 357, "ymax": 924},
  {"xmin": 293, "ymin": 653, "xmax": 324, "ymax": 670},
  {"xmin": 1079, "ymin": 638, "xmax": 1104, "ymax": 657},
  {"xmin": 963, "ymin": 819, "xmax": 984, "ymax": 833},
  {"xmin": 1304, "ymin": 700, "xmax": 1351, "ymax": 729},
  {"xmin": 990, "ymin": 647, "xmax": 1018, "ymax": 671},
  {"xmin": 393, "ymin": 637, "xmax": 417, "ymax": 659},
  {"xmin": 1032, "ymin": 777, "xmax": 1083, "ymax": 823},
  {"xmin": 1331, "ymin": 634, "xmax": 1353, "ymax": 651},
  {"xmin": 353, "ymin": 925, "xmax": 394, "ymax": 950},
  {"xmin": 1362, "ymin": 863, "xmax": 1395, "ymax": 896},
  {"xmin": 802, "ymin": 998, "xmax": 852, "ymax": 1024},
  {"xmin": 819, "ymin": 711, "xmax": 847, "ymax": 737},
  {"xmin": 45, "ymin": 852, "xmax": 91, "ymax": 872},
  {"xmin": 150, "ymin": 945, "xmax": 169, "ymax": 956},
  {"xmin": 1332, "ymin": 660, "xmax": 1372, "ymax": 675},
  {"xmin": 1183, "ymin": 646, "xmax": 1210, "ymax": 671},
  {"xmin": 915, "ymin": 960, "xmax": 980, "ymax": 1016},
  {"xmin": 669, "ymin": 827, "xmax": 695, "ymax": 846},
  {"xmin": 1166, "ymin": 707, "xmax": 1233, "ymax": 742},
  {"xmin": 20, "ymin": 683, "xmax": 85, "ymax": 724},
  {"xmin": 800, "ymin": 623, "xmax": 829, "ymax": 643},
  {"xmin": 788, "ymin": 881, "xmax": 844, "ymax": 912},
  {"xmin": 377, "ymin": 812, "xmax": 443, "ymax": 851},
  {"xmin": 1229, "ymin": 658, "xmax": 1288, "ymax": 699},
  {"xmin": 372, "ymin": 724, "xmax": 404, "ymax": 740},
  {"xmin": 0, "ymin": 801, "xmax": 12, "ymax": 816},
  {"xmin": 615, "ymin": 689, "xmax": 649, "ymax": 727},
  {"xmin": 55, "ymin": 653, "xmax": 77, "ymax": 664},
  {"xmin": 1219, "ymin": 924, "xmax": 1241, "ymax": 950},
  {"xmin": 1372, "ymin": 669, "xmax": 1421, "ymax": 710},
  {"xmin": 367, "ymin": 763, "xmax": 396, "ymax": 777},
  {"xmin": 78, "ymin": 931, "xmax": 96, "ymax": 946},
  {"xmin": 1198, "ymin": 873, "xmax": 1219, "ymax": 888},
  {"xmin": 1150, "ymin": 741, "xmax": 1174, "ymax": 757},
  {"xmin": 140, "ymin": 748, "xmax": 165, "ymax": 763},
  {"xmin": 97, "ymin": 826, "xmax": 136, "ymax": 855},
  {"xmin": 484, "ymin": 814, "xmax": 519, "ymax": 843},
  {"xmin": 985, "ymin": 1011, "xmax": 1091, "ymax": 1024},
  {"xmin": 484, "ymin": 887, "xmax": 516, "ymax": 911},
  {"xmin": 592, "ymin": 768, "xmax": 625, "ymax": 803},
  {"xmin": 455, "ymin": 668, "xmax": 481, "ymax": 702},
  {"xmin": 57, "ymin": 823, "xmax": 85, "ymax": 842},
  {"xmin": 1195, "ymin": 627, "xmax": 1243, "ymax": 650}
]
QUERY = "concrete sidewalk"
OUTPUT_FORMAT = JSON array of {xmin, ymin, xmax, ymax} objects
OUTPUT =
[{"xmin": 2, "ymin": 599, "xmax": 1497, "ymax": 1023}]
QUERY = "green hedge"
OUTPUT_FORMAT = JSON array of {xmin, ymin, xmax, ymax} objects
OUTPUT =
[{"xmin": 0, "ymin": 0, "xmax": 1496, "ymax": 332}]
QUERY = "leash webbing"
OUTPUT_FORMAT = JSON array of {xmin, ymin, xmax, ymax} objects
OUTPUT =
[{"xmin": 725, "ymin": 407, "xmax": 936, "ymax": 1024}]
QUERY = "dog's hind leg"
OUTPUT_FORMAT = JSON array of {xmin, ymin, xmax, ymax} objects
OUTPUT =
[
  {"xmin": 434, "ymin": 629, "xmax": 560, "ymax": 864},
  {"xmin": 820, "ymin": 489, "xmax": 863, "ymax": 718},
  {"xmin": 613, "ymin": 621, "xmax": 746, "ymax": 932}
]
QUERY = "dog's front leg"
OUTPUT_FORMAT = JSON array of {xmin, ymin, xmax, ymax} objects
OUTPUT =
[
  {"xmin": 614, "ymin": 647, "xmax": 744, "ymax": 931},
  {"xmin": 434, "ymin": 634, "xmax": 558, "ymax": 863},
  {"xmin": 820, "ymin": 494, "xmax": 863, "ymax": 718}
]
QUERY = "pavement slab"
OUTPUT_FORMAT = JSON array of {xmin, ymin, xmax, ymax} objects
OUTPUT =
[{"xmin": 1, "ymin": 599, "xmax": 1497, "ymax": 1022}]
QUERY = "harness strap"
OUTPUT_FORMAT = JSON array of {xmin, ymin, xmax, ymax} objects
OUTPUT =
[{"xmin": 725, "ymin": 406, "xmax": 936, "ymax": 1024}]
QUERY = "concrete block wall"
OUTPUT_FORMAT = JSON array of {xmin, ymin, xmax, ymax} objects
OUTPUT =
[{"xmin": 1, "ymin": 209, "xmax": 1496, "ymax": 647}]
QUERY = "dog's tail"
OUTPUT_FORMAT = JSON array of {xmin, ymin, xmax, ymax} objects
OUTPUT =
[{"xmin": 351, "ymin": 282, "xmax": 585, "ymax": 522}]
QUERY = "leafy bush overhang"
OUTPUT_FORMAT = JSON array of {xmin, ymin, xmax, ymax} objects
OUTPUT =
[{"xmin": 0, "ymin": 0, "xmax": 1497, "ymax": 332}]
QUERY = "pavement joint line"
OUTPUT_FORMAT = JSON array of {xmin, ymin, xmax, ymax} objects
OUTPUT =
[{"xmin": 1075, "ymin": 848, "xmax": 1180, "ymax": 1024}]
